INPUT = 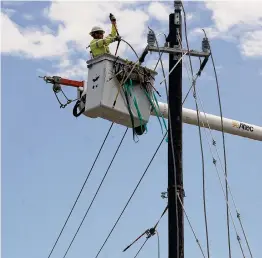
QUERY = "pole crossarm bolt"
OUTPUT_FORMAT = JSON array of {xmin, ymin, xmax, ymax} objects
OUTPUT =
[{"xmin": 161, "ymin": 192, "xmax": 168, "ymax": 199}]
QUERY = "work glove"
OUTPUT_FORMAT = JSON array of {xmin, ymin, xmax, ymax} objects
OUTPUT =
[{"xmin": 109, "ymin": 13, "xmax": 116, "ymax": 22}]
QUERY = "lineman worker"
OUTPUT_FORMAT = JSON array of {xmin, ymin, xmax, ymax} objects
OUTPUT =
[{"xmin": 89, "ymin": 14, "xmax": 121, "ymax": 58}]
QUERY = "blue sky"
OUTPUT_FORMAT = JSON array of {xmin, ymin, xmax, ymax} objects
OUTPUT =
[{"xmin": 2, "ymin": 1, "xmax": 262, "ymax": 258}]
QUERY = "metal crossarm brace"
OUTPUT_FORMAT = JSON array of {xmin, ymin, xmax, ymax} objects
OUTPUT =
[{"xmin": 148, "ymin": 46, "xmax": 210, "ymax": 58}]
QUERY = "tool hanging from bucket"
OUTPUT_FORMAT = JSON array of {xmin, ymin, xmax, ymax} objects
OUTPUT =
[
  {"xmin": 39, "ymin": 75, "xmax": 84, "ymax": 108},
  {"xmin": 109, "ymin": 13, "xmax": 121, "ymax": 56}
]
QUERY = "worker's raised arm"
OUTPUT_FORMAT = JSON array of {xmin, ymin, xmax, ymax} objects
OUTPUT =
[
  {"xmin": 108, "ymin": 22, "xmax": 117, "ymax": 38},
  {"xmin": 89, "ymin": 14, "xmax": 121, "ymax": 57}
]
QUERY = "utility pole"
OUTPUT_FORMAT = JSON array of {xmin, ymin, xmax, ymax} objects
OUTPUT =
[{"xmin": 168, "ymin": 1, "xmax": 184, "ymax": 258}]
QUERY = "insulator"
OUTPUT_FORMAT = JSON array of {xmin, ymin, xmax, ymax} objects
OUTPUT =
[
  {"xmin": 202, "ymin": 37, "xmax": 210, "ymax": 52},
  {"xmin": 174, "ymin": 1, "xmax": 182, "ymax": 9},
  {"xmin": 147, "ymin": 30, "xmax": 156, "ymax": 47}
]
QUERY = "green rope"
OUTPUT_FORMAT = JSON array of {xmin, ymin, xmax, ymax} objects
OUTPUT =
[
  {"xmin": 153, "ymin": 92, "xmax": 168, "ymax": 132},
  {"xmin": 126, "ymin": 79, "xmax": 147, "ymax": 133},
  {"xmin": 123, "ymin": 78, "xmax": 168, "ymax": 141},
  {"xmin": 152, "ymin": 92, "xmax": 168, "ymax": 142},
  {"xmin": 123, "ymin": 83, "xmax": 138, "ymax": 142},
  {"xmin": 143, "ymin": 88, "xmax": 164, "ymax": 135}
]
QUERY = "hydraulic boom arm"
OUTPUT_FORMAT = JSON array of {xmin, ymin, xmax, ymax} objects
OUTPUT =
[
  {"xmin": 39, "ymin": 76, "xmax": 84, "ymax": 88},
  {"xmin": 155, "ymin": 102, "xmax": 262, "ymax": 141}
]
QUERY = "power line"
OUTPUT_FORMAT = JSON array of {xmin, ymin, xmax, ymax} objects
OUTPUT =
[
  {"xmin": 182, "ymin": 56, "xmax": 214, "ymax": 258},
  {"xmin": 156, "ymin": 230, "xmax": 160, "ymax": 258},
  {"xmin": 177, "ymin": 194, "xmax": 207, "ymax": 258},
  {"xmin": 199, "ymin": 118, "xmax": 246, "ymax": 257},
  {"xmin": 148, "ymin": 27, "xmax": 181, "ymax": 257},
  {"xmin": 132, "ymin": 230, "xmax": 160, "ymax": 258},
  {"xmin": 195, "ymin": 87, "xmax": 254, "ymax": 258},
  {"xmin": 180, "ymin": 4, "xmax": 210, "ymax": 258},
  {"xmin": 120, "ymin": 38, "xmax": 139, "ymax": 59},
  {"xmin": 47, "ymin": 122, "xmax": 114, "ymax": 258},
  {"xmin": 202, "ymin": 28, "xmax": 232, "ymax": 258},
  {"xmin": 94, "ymin": 132, "xmax": 167, "ymax": 258},
  {"xmin": 134, "ymin": 238, "xmax": 148, "ymax": 258},
  {"xmin": 133, "ymin": 227, "xmax": 161, "ymax": 258},
  {"xmin": 123, "ymin": 206, "xmax": 167, "ymax": 256},
  {"xmin": 185, "ymin": 75, "xmax": 252, "ymax": 257},
  {"xmin": 62, "ymin": 127, "xmax": 128, "ymax": 258}
]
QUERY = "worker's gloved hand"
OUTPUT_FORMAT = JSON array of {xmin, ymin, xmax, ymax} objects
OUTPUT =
[
  {"xmin": 109, "ymin": 13, "xmax": 116, "ymax": 22},
  {"xmin": 114, "ymin": 35, "xmax": 121, "ymax": 42}
]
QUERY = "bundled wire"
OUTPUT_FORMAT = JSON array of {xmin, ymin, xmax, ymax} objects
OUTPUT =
[
  {"xmin": 147, "ymin": 26, "xmax": 181, "ymax": 258},
  {"xmin": 46, "ymin": 122, "xmax": 114, "ymax": 258},
  {"xmin": 93, "ymin": 131, "xmax": 167, "ymax": 258},
  {"xmin": 180, "ymin": 3, "xmax": 211, "ymax": 258},
  {"xmin": 111, "ymin": 54, "xmax": 166, "ymax": 140},
  {"xmin": 61, "ymin": 127, "xmax": 129, "ymax": 258},
  {"xmin": 122, "ymin": 206, "xmax": 167, "ymax": 254},
  {"xmin": 202, "ymin": 27, "xmax": 233, "ymax": 258},
  {"xmin": 177, "ymin": 194, "xmax": 207, "ymax": 258}
]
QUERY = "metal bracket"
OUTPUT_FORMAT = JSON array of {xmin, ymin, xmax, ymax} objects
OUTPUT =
[
  {"xmin": 148, "ymin": 46, "xmax": 210, "ymax": 58},
  {"xmin": 161, "ymin": 192, "xmax": 168, "ymax": 199},
  {"xmin": 145, "ymin": 228, "xmax": 156, "ymax": 238}
]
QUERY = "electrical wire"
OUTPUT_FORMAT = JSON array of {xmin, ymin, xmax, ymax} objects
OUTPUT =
[
  {"xmin": 156, "ymin": 230, "xmax": 160, "ymax": 258},
  {"xmin": 177, "ymin": 194, "xmax": 207, "ymax": 258},
  {"xmin": 159, "ymin": 51, "xmax": 188, "ymax": 85},
  {"xmin": 182, "ymin": 54, "xmax": 215, "ymax": 258},
  {"xmin": 202, "ymin": 28, "xmax": 253, "ymax": 258},
  {"xmin": 120, "ymin": 38, "xmax": 139, "ymax": 59},
  {"xmin": 202, "ymin": 28, "xmax": 232, "ymax": 258},
  {"xmin": 153, "ymin": 32, "xmax": 167, "ymax": 71},
  {"xmin": 93, "ymin": 131, "xmax": 167, "ymax": 258},
  {"xmin": 132, "ymin": 228, "xmax": 161, "ymax": 258},
  {"xmin": 183, "ymin": 62, "xmax": 253, "ymax": 257},
  {"xmin": 148, "ymin": 26, "xmax": 180, "ymax": 258},
  {"xmin": 194, "ymin": 88, "xmax": 254, "ymax": 258},
  {"xmin": 46, "ymin": 122, "xmax": 114, "ymax": 258},
  {"xmin": 180, "ymin": 4, "xmax": 211, "ymax": 258},
  {"xmin": 199, "ymin": 118, "xmax": 246, "ymax": 257},
  {"xmin": 123, "ymin": 206, "xmax": 167, "ymax": 255},
  {"xmin": 62, "ymin": 127, "xmax": 128, "ymax": 258},
  {"xmin": 133, "ymin": 230, "xmax": 160, "ymax": 258},
  {"xmin": 134, "ymin": 238, "xmax": 148, "ymax": 258}
]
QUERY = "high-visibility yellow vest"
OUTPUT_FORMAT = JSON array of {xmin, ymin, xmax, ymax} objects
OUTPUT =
[{"xmin": 90, "ymin": 24, "xmax": 117, "ymax": 58}]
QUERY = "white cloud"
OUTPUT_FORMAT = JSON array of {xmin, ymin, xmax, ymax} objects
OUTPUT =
[
  {"xmin": 240, "ymin": 30, "xmax": 262, "ymax": 57},
  {"xmin": 54, "ymin": 59, "xmax": 87, "ymax": 79},
  {"xmin": 196, "ymin": 1, "xmax": 262, "ymax": 57},
  {"xmin": 1, "ymin": 12, "xmax": 68, "ymax": 59},
  {"xmin": 204, "ymin": 1, "xmax": 262, "ymax": 32},
  {"xmin": 1, "ymin": 1, "xmax": 152, "ymax": 77},
  {"xmin": 186, "ymin": 13, "xmax": 195, "ymax": 22},
  {"xmin": 1, "ymin": 1, "xmax": 150, "ymax": 60},
  {"xmin": 148, "ymin": 2, "xmax": 169, "ymax": 22}
]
